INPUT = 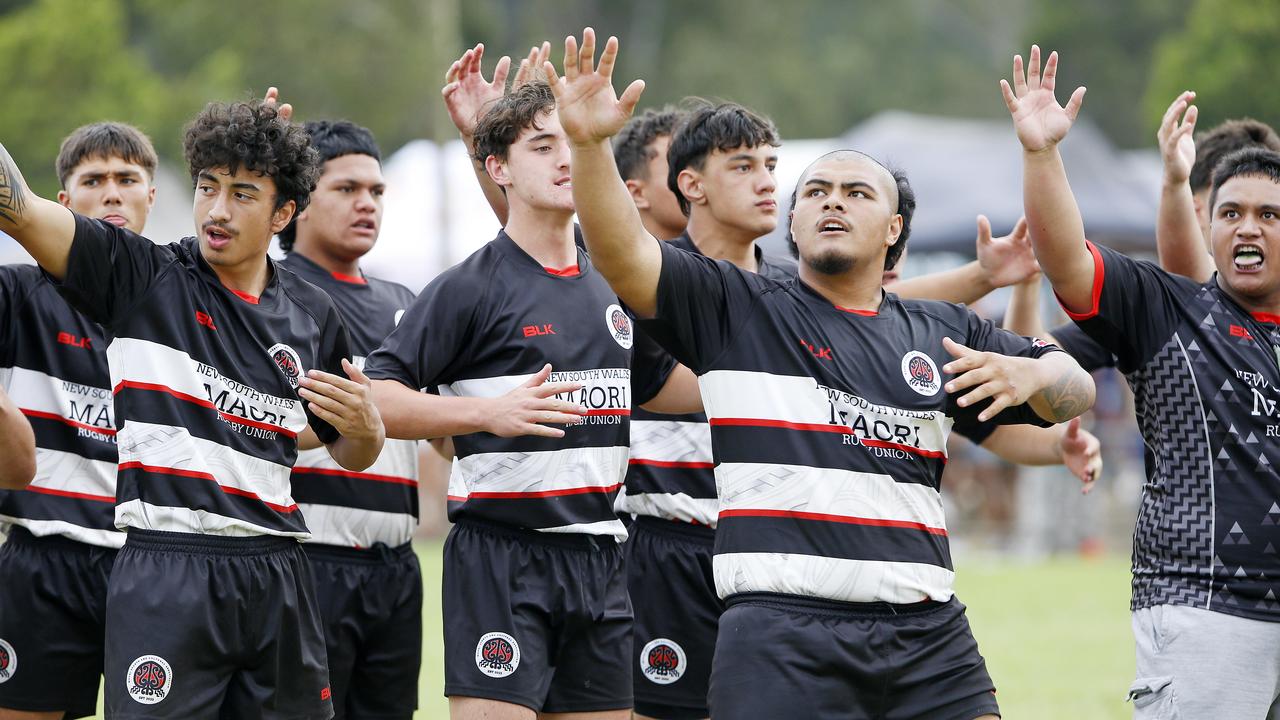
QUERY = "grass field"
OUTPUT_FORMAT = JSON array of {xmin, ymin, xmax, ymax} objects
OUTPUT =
[{"xmin": 88, "ymin": 542, "xmax": 1134, "ymax": 718}]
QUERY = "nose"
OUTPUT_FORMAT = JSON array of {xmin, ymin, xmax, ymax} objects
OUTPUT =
[
  {"xmin": 207, "ymin": 189, "xmax": 232, "ymax": 223},
  {"xmin": 354, "ymin": 188, "xmax": 378, "ymax": 213},
  {"xmin": 822, "ymin": 194, "xmax": 845, "ymax": 212},
  {"xmin": 556, "ymin": 144, "xmax": 571, "ymax": 172},
  {"xmin": 102, "ymin": 179, "xmax": 123, "ymax": 206},
  {"xmin": 757, "ymin": 168, "xmax": 776, "ymax": 196},
  {"xmin": 1238, "ymin": 213, "xmax": 1263, "ymax": 238}
]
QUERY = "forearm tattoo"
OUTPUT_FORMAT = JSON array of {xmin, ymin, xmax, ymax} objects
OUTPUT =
[
  {"xmin": 0, "ymin": 146, "xmax": 29, "ymax": 226},
  {"xmin": 1039, "ymin": 369, "xmax": 1094, "ymax": 422}
]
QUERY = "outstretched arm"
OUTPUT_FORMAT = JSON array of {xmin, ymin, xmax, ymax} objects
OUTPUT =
[
  {"xmin": 979, "ymin": 418, "xmax": 1101, "ymax": 493},
  {"xmin": 0, "ymin": 143, "xmax": 76, "ymax": 279},
  {"xmin": 545, "ymin": 29, "xmax": 661, "ymax": 316},
  {"xmin": 1155, "ymin": 91, "xmax": 1214, "ymax": 282},
  {"xmin": 1001, "ymin": 46, "xmax": 1094, "ymax": 314},
  {"xmin": 943, "ymin": 337, "xmax": 1095, "ymax": 424},
  {"xmin": 890, "ymin": 216, "xmax": 1037, "ymax": 304},
  {"xmin": 0, "ymin": 387, "xmax": 35, "ymax": 489}
]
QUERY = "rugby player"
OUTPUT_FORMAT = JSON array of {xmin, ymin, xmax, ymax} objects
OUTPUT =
[
  {"xmin": 1004, "ymin": 45, "xmax": 1280, "ymax": 717},
  {"xmin": 278, "ymin": 119, "xmax": 422, "ymax": 720},
  {"xmin": 549, "ymin": 29, "xmax": 1095, "ymax": 719},
  {"xmin": 0, "ymin": 91, "xmax": 384, "ymax": 718}
]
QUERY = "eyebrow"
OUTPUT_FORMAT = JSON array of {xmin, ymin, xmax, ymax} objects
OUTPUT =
[
  {"xmin": 332, "ymin": 177, "xmax": 386, "ymax": 189},
  {"xmin": 726, "ymin": 153, "xmax": 779, "ymax": 163},
  {"xmin": 802, "ymin": 178, "xmax": 877, "ymax": 193},
  {"xmin": 525, "ymin": 133, "xmax": 556, "ymax": 144},
  {"xmin": 80, "ymin": 169, "xmax": 142, "ymax": 180},
  {"xmin": 197, "ymin": 171, "xmax": 261, "ymax": 192}
]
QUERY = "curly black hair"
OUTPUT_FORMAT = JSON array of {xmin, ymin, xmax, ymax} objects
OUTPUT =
[
  {"xmin": 613, "ymin": 107, "xmax": 683, "ymax": 182},
  {"xmin": 183, "ymin": 99, "xmax": 320, "ymax": 213}
]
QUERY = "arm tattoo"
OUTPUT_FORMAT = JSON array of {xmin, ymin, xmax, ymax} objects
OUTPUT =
[
  {"xmin": 0, "ymin": 145, "xmax": 29, "ymax": 226},
  {"xmin": 1039, "ymin": 370, "xmax": 1094, "ymax": 422}
]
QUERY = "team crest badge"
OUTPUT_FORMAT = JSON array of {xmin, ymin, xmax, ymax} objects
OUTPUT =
[
  {"xmin": 605, "ymin": 304, "xmax": 634, "ymax": 349},
  {"xmin": 127, "ymin": 654, "xmax": 172, "ymax": 705},
  {"xmin": 640, "ymin": 638, "xmax": 686, "ymax": 685},
  {"xmin": 0, "ymin": 638, "xmax": 16, "ymax": 683},
  {"xmin": 901, "ymin": 351, "xmax": 941, "ymax": 396},
  {"xmin": 475, "ymin": 632, "xmax": 520, "ymax": 678},
  {"xmin": 268, "ymin": 343, "xmax": 304, "ymax": 389}
]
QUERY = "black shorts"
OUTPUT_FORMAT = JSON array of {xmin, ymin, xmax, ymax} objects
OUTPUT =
[
  {"xmin": 442, "ymin": 518, "xmax": 633, "ymax": 713},
  {"xmin": 709, "ymin": 593, "xmax": 1000, "ymax": 720},
  {"xmin": 304, "ymin": 541, "xmax": 422, "ymax": 720},
  {"xmin": 103, "ymin": 529, "xmax": 332, "ymax": 719},
  {"xmin": 626, "ymin": 517, "xmax": 720, "ymax": 720},
  {"xmin": 0, "ymin": 527, "xmax": 117, "ymax": 719}
]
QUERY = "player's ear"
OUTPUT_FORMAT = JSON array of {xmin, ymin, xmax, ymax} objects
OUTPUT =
[
  {"xmin": 677, "ymin": 168, "xmax": 705, "ymax": 208},
  {"xmin": 271, "ymin": 200, "xmax": 297, "ymax": 234},
  {"xmin": 485, "ymin": 155, "xmax": 512, "ymax": 188},
  {"xmin": 625, "ymin": 179, "xmax": 650, "ymax": 210},
  {"xmin": 885, "ymin": 213, "xmax": 903, "ymax": 248}
]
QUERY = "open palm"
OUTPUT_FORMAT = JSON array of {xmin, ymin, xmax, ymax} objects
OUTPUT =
[
  {"xmin": 545, "ymin": 28, "xmax": 645, "ymax": 145},
  {"xmin": 442, "ymin": 43, "xmax": 509, "ymax": 136},
  {"xmin": 1158, "ymin": 91, "xmax": 1198, "ymax": 184},
  {"xmin": 1000, "ymin": 46, "xmax": 1086, "ymax": 153}
]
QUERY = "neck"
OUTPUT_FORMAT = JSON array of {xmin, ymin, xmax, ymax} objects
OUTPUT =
[
  {"xmin": 686, "ymin": 211, "xmax": 759, "ymax": 271},
  {"xmin": 504, "ymin": 203, "xmax": 577, "ymax": 268},
  {"xmin": 210, "ymin": 253, "xmax": 272, "ymax": 298},
  {"xmin": 1217, "ymin": 277, "xmax": 1280, "ymax": 318},
  {"xmin": 292, "ymin": 237, "xmax": 362, "ymax": 278},
  {"xmin": 639, "ymin": 211, "xmax": 685, "ymax": 242},
  {"xmin": 797, "ymin": 261, "xmax": 884, "ymax": 313}
]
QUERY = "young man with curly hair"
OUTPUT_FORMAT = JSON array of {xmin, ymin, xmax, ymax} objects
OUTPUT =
[{"xmin": 0, "ymin": 93, "xmax": 385, "ymax": 719}]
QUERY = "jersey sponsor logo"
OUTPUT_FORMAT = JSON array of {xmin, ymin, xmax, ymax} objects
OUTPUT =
[
  {"xmin": 475, "ymin": 632, "xmax": 520, "ymax": 678},
  {"xmin": 268, "ymin": 343, "xmax": 304, "ymax": 389},
  {"xmin": 127, "ymin": 654, "xmax": 172, "ymax": 705},
  {"xmin": 901, "ymin": 351, "xmax": 941, "ymax": 396},
  {"xmin": 1230, "ymin": 324, "xmax": 1254, "ymax": 341},
  {"xmin": 522, "ymin": 323, "xmax": 556, "ymax": 338},
  {"xmin": 640, "ymin": 637, "xmax": 686, "ymax": 685},
  {"xmin": 56, "ymin": 331, "xmax": 93, "ymax": 349},
  {"xmin": 0, "ymin": 638, "xmax": 16, "ymax": 683},
  {"xmin": 800, "ymin": 338, "xmax": 833, "ymax": 360},
  {"xmin": 605, "ymin": 304, "xmax": 633, "ymax": 349},
  {"xmin": 196, "ymin": 311, "xmax": 217, "ymax": 330}
]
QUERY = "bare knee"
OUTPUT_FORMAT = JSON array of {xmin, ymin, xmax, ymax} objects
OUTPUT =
[{"xmin": 450, "ymin": 696, "xmax": 536, "ymax": 720}]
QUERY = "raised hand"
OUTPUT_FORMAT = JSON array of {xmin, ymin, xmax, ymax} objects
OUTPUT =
[
  {"xmin": 512, "ymin": 42, "xmax": 552, "ymax": 90},
  {"xmin": 1000, "ymin": 45, "xmax": 1086, "ymax": 153},
  {"xmin": 543, "ymin": 28, "xmax": 646, "ymax": 145},
  {"xmin": 262, "ymin": 86, "xmax": 293, "ymax": 122},
  {"xmin": 1056, "ymin": 417, "xmax": 1102, "ymax": 493},
  {"xmin": 943, "ymin": 337, "xmax": 1044, "ymax": 423},
  {"xmin": 1158, "ymin": 91, "xmax": 1198, "ymax": 186},
  {"xmin": 976, "ymin": 215, "xmax": 1039, "ymax": 289},
  {"xmin": 442, "ymin": 43, "xmax": 512, "ymax": 137}
]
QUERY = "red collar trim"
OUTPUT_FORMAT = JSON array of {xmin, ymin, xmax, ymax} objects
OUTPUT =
[
  {"xmin": 1253, "ymin": 312, "xmax": 1280, "ymax": 325},
  {"xmin": 228, "ymin": 288, "xmax": 260, "ymax": 304},
  {"xmin": 834, "ymin": 304, "xmax": 877, "ymax": 316},
  {"xmin": 331, "ymin": 271, "xmax": 367, "ymax": 285},
  {"xmin": 543, "ymin": 264, "xmax": 580, "ymax": 277}
]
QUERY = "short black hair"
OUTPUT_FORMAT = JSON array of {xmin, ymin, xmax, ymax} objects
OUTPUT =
[
  {"xmin": 56, "ymin": 122, "xmax": 159, "ymax": 189},
  {"xmin": 278, "ymin": 120, "xmax": 381, "ymax": 252},
  {"xmin": 1191, "ymin": 119, "xmax": 1280, "ymax": 193},
  {"xmin": 472, "ymin": 81, "xmax": 556, "ymax": 165},
  {"xmin": 183, "ymin": 99, "xmax": 319, "ymax": 215},
  {"xmin": 1208, "ymin": 146, "xmax": 1280, "ymax": 212},
  {"xmin": 666, "ymin": 100, "xmax": 780, "ymax": 216},
  {"xmin": 613, "ymin": 107, "xmax": 683, "ymax": 182},
  {"xmin": 786, "ymin": 153, "xmax": 916, "ymax": 272}
]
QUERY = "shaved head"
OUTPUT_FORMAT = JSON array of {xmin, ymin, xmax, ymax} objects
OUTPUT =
[{"xmin": 798, "ymin": 150, "xmax": 899, "ymax": 211}]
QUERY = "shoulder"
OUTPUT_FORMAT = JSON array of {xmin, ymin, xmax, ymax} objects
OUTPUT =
[
  {"xmin": 275, "ymin": 264, "xmax": 342, "ymax": 329},
  {"xmin": 894, "ymin": 294, "xmax": 971, "ymax": 334},
  {"xmin": 365, "ymin": 274, "xmax": 416, "ymax": 305},
  {"xmin": 759, "ymin": 251, "xmax": 798, "ymax": 282}
]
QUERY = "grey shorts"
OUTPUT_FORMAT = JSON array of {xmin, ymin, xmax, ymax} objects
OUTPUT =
[{"xmin": 1131, "ymin": 604, "xmax": 1280, "ymax": 718}]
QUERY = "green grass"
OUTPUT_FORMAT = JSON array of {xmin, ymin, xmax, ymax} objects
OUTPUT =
[{"xmin": 89, "ymin": 542, "xmax": 1134, "ymax": 719}]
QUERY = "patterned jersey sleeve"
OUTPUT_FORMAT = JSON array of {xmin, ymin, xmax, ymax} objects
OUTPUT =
[
  {"xmin": 55, "ymin": 213, "xmax": 171, "ymax": 328},
  {"xmin": 363, "ymin": 268, "xmax": 479, "ymax": 392},
  {"xmin": 1048, "ymin": 320, "xmax": 1116, "ymax": 372},
  {"xmin": 948, "ymin": 310, "xmax": 1064, "ymax": 434},
  {"xmin": 645, "ymin": 238, "xmax": 769, "ymax": 373},
  {"xmin": 1057, "ymin": 241, "xmax": 1190, "ymax": 374},
  {"xmin": 306, "ymin": 302, "xmax": 352, "ymax": 445}
]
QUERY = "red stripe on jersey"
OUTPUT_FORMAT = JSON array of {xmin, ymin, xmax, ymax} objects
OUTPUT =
[
  {"xmin": 227, "ymin": 288, "xmax": 260, "ymax": 304},
  {"xmin": 719, "ymin": 508, "xmax": 948, "ymax": 536},
  {"xmin": 628, "ymin": 458, "xmax": 715, "ymax": 469},
  {"xmin": 459, "ymin": 482, "xmax": 623, "ymax": 500},
  {"xmin": 291, "ymin": 466, "xmax": 418, "ymax": 487},
  {"xmin": 860, "ymin": 438, "xmax": 947, "ymax": 460},
  {"xmin": 834, "ymin": 304, "xmax": 877, "ymax": 316},
  {"xmin": 446, "ymin": 494, "xmax": 467, "ymax": 503},
  {"xmin": 543, "ymin": 264, "xmax": 580, "ymax": 277},
  {"xmin": 585, "ymin": 408, "xmax": 631, "ymax": 417},
  {"xmin": 113, "ymin": 380, "xmax": 296, "ymax": 438},
  {"xmin": 330, "ymin": 271, "xmax": 367, "ymax": 285},
  {"xmin": 711, "ymin": 417, "xmax": 851, "ymax": 434},
  {"xmin": 24, "ymin": 485, "xmax": 115, "ymax": 503},
  {"xmin": 119, "ymin": 461, "xmax": 299, "ymax": 513},
  {"xmin": 1253, "ymin": 312, "xmax": 1280, "ymax": 325},
  {"xmin": 20, "ymin": 408, "xmax": 116, "ymax": 436},
  {"xmin": 1058, "ymin": 240, "xmax": 1105, "ymax": 321}
]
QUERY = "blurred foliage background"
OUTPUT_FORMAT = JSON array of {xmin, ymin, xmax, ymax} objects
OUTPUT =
[{"xmin": 1, "ymin": 0, "xmax": 1274, "ymax": 196}]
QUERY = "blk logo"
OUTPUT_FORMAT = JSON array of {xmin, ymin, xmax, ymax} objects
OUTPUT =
[
  {"xmin": 196, "ymin": 311, "xmax": 217, "ymax": 330},
  {"xmin": 1230, "ymin": 324, "xmax": 1254, "ymax": 341},
  {"xmin": 800, "ymin": 338, "xmax": 833, "ymax": 360},
  {"xmin": 522, "ymin": 324, "xmax": 556, "ymax": 338},
  {"xmin": 57, "ymin": 331, "xmax": 92, "ymax": 349}
]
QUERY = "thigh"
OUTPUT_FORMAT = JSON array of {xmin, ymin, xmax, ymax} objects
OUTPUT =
[
  {"xmin": 345, "ymin": 552, "xmax": 424, "ymax": 720},
  {"xmin": 443, "ymin": 523, "xmax": 554, "ymax": 712},
  {"xmin": 1131, "ymin": 604, "xmax": 1280, "ymax": 719},
  {"xmin": 627, "ymin": 525, "xmax": 719, "ymax": 720},
  {"xmin": 0, "ymin": 539, "xmax": 110, "ymax": 719},
  {"xmin": 545, "ymin": 544, "xmax": 633, "ymax": 715},
  {"xmin": 305, "ymin": 555, "xmax": 364, "ymax": 719}
]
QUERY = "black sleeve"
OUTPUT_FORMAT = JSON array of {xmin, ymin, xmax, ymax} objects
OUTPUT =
[
  {"xmin": 629, "ymin": 323, "xmax": 679, "ymax": 406},
  {"xmin": 952, "ymin": 417, "xmax": 998, "ymax": 445},
  {"xmin": 1058, "ymin": 241, "xmax": 1190, "ymax": 374},
  {"xmin": 307, "ymin": 304, "xmax": 351, "ymax": 445},
  {"xmin": 54, "ymin": 214, "xmax": 169, "ymax": 327},
  {"xmin": 948, "ymin": 310, "xmax": 1062, "ymax": 435},
  {"xmin": 641, "ymin": 239, "xmax": 768, "ymax": 373},
  {"xmin": 0, "ymin": 266, "xmax": 34, "ymax": 366},
  {"xmin": 363, "ymin": 271, "xmax": 476, "ymax": 392},
  {"xmin": 1048, "ymin": 321, "xmax": 1116, "ymax": 372}
]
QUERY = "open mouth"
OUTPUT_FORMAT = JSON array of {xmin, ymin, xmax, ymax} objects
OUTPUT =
[
  {"xmin": 351, "ymin": 219, "xmax": 377, "ymax": 234},
  {"xmin": 205, "ymin": 226, "xmax": 234, "ymax": 249},
  {"xmin": 1235, "ymin": 243, "xmax": 1265, "ymax": 273},
  {"xmin": 817, "ymin": 216, "xmax": 850, "ymax": 235},
  {"xmin": 554, "ymin": 177, "xmax": 572, "ymax": 189}
]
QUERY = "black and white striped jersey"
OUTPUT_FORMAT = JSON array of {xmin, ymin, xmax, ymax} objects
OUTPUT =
[
  {"xmin": 54, "ymin": 215, "xmax": 349, "ymax": 538},
  {"xmin": 280, "ymin": 252, "xmax": 419, "ymax": 548},
  {"xmin": 0, "ymin": 264, "xmax": 120, "ymax": 546},
  {"xmin": 644, "ymin": 240, "xmax": 1057, "ymax": 604},
  {"xmin": 364, "ymin": 230, "xmax": 672, "ymax": 542},
  {"xmin": 1069, "ymin": 242, "xmax": 1280, "ymax": 620}
]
